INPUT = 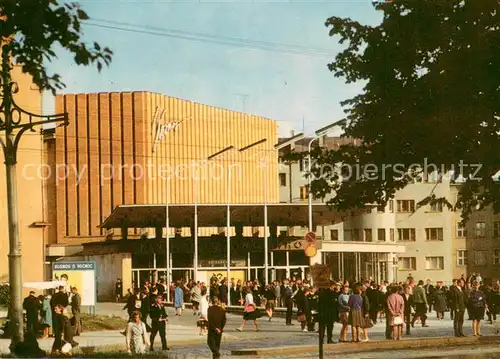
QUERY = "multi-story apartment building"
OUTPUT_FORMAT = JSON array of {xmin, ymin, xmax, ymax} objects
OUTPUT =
[
  {"xmin": 465, "ymin": 203, "xmax": 500, "ymax": 280},
  {"xmin": 278, "ymin": 135, "xmax": 467, "ymax": 283}
]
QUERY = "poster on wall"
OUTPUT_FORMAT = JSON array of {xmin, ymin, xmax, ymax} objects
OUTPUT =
[{"xmin": 52, "ymin": 261, "xmax": 97, "ymax": 306}]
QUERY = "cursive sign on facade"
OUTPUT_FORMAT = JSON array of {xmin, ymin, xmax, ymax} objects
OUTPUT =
[{"xmin": 152, "ymin": 106, "xmax": 182, "ymax": 153}]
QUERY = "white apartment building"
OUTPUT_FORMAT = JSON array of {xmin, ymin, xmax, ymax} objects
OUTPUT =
[{"xmin": 278, "ymin": 136, "xmax": 466, "ymax": 284}]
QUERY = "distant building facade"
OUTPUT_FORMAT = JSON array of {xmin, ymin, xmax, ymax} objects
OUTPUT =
[{"xmin": 278, "ymin": 135, "xmax": 467, "ymax": 283}]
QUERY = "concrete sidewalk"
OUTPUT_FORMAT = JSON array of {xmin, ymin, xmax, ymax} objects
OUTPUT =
[{"xmin": 0, "ymin": 324, "xmax": 240, "ymax": 354}]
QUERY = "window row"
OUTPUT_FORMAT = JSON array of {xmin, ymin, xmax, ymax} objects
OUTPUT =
[
  {"xmin": 398, "ymin": 256, "xmax": 444, "ymax": 271},
  {"xmin": 472, "ymin": 221, "xmax": 500, "ymax": 238},
  {"xmin": 329, "ymin": 227, "xmax": 444, "ymax": 242},
  {"xmin": 463, "ymin": 249, "xmax": 500, "ymax": 266}
]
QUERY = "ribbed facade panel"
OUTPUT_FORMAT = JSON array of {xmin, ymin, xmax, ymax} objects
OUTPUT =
[{"xmin": 52, "ymin": 91, "xmax": 278, "ymax": 243}]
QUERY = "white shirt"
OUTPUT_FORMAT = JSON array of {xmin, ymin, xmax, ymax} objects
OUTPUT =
[
  {"xmin": 200, "ymin": 294, "xmax": 209, "ymax": 319},
  {"xmin": 245, "ymin": 293, "xmax": 254, "ymax": 305}
]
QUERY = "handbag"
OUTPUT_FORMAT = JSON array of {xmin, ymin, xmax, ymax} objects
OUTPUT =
[
  {"xmin": 364, "ymin": 316, "xmax": 373, "ymax": 329},
  {"xmin": 393, "ymin": 316, "xmax": 404, "ymax": 325}
]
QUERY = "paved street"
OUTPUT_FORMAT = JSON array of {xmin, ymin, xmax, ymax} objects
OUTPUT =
[{"xmin": 2, "ymin": 303, "xmax": 500, "ymax": 358}]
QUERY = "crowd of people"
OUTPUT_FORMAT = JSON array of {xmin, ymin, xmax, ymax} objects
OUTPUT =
[
  {"xmin": 120, "ymin": 272, "xmax": 500, "ymax": 358},
  {"xmin": 20, "ymin": 285, "xmax": 81, "ymax": 356}
]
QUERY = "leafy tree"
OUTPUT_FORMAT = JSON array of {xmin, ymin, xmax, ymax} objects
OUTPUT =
[
  {"xmin": 308, "ymin": 0, "xmax": 500, "ymax": 220},
  {"xmin": 1, "ymin": 0, "xmax": 112, "ymax": 94}
]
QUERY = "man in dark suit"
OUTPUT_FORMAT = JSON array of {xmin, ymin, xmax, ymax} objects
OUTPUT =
[
  {"xmin": 283, "ymin": 281, "xmax": 294, "ymax": 326},
  {"xmin": 23, "ymin": 291, "xmax": 40, "ymax": 335},
  {"xmin": 150, "ymin": 295, "xmax": 169, "ymax": 351},
  {"xmin": 401, "ymin": 285, "xmax": 414, "ymax": 335},
  {"xmin": 450, "ymin": 278, "xmax": 468, "ymax": 337},
  {"xmin": 207, "ymin": 296, "xmax": 227, "ymax": 359},
  {"xmin": 317, "ymin": 282, "xmax": 337, "ymax": 344}
]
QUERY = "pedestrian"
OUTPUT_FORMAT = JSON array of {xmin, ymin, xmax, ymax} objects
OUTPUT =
[
  {"xmin": 283, "ymin": 280, "xmax": 294, "ymax": 326},
  {"xmin": 115, "ymin": 278, "xmax": 123, "ymax": 302},
  {"xmin": 207, "ymin": 297, "xmax": 226, "ymax": 359},
  {"xmin": 387, "ymin": 286, "xmax": 405, "ymax": 340},
  {"xmin": 125, "ymin": 311, "xmax": 150, "ymax": 355},
  {"xmin": 150, "ymin": 294, "xmax": 169, "ymax": 351},
  {"xmin": 338, "ymin": 285, "xmax": 350, "ymax": 342},
  {"xmin": 450, "ymin": 278, "xmax": 467, "ymax": 337},
  {"xmin": 433, "ymin": 282, "xmax": 447, "ymax": 320},
  {"xmin": 124, "ymin": 288, "xmax": 142, "ymax": 321},
  {"xmin": 469, "ymin": 280, "xmax": 487, "ymax": 336},
  {"xmin": 401, "ymin": 285, "xmax": 413, "ymax": 335},
  {"xmin": 236, "ymin": 287, "xmax": 260, "ymax": 332},
  {"xmin": 264, "ymin": 284, "xmax": 276, "ymax": 321},
  {"xmin": 411, "ymin": 280, "xmax": 429, "ymax": 327},
  {"xmin": 70, "ymin": 287, "xmax": 82, "ymax": 336},
  {"xmin": 51, "ymin": 304, "xmax": 78, "ymax": 355},
  {"xmin": 360, "ymin": 285, "xmax": 372, "ymax": 342},
  {"xmin": 190, "ymin": 282, "xmax": 202, "ymax": 316},
  {"xmin": 23, "ymin": 291, "xmax": 40, "ymax": 336},
  {"xmin": 318, "ymin": 282, "xmax": 336, "ymax": 344},
  {"xmin": 348, "ymin": 283, "xmax": 364, "ymax": 343},
  {"xmin": 41, "ymin": 294, "xmax": 53, "ymax": 338},
  {"xmin": 198, "ymin": 287, "xmax": 209, "ymax": 336},
  {"xmin": 174, "ymin": 282, "xmax": 184, "ymax": 316}
]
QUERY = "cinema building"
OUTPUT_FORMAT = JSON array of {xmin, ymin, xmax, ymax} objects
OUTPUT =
[{"xmin": 44, "ymin": 91, "xmax": 351, "ymax": 299}]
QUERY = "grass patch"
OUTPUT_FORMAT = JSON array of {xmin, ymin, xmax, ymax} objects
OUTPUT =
[{"xmin": 81, "ymin": 314, "xmax": 127, "ymax": 332}]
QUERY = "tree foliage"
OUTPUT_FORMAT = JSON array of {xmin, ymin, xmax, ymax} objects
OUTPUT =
[
  {"xmin": 0, "ymin": 0, "xmax": 112, "ymax": 94},
  {"xmin": 308, "ymin": 0, "xmax": 500, "ymax": 220}
]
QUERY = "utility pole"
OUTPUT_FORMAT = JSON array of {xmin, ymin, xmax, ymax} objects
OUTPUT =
[
  {"xmin": 234, "ymin": 93, "xmax": 249, "ymax": 113},
  {"xmin": 0, "ymin": 42, "xmax": 68, "ymax": 347}
]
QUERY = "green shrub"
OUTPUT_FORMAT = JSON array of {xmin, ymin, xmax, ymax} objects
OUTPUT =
[{"xmin": 0, "ymin": 284, "xmax": 9, "ymax": 307}]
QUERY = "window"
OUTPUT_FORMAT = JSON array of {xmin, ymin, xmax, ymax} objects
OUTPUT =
[
  {"xmin": 456, "ymin": 222, "xmax": 467, "ymax": 238},
  {"xmin": 390, "ymin": 228, "xmax": 395, "ymax": 242},
  {"xmin": 397, "ymin": 200, "xmax": 415, "ymax": 213},
  {"xmin": 494, "ymin": 221, "xmax": 500, "ymax": 237},
  {"xmin": 377, "ymin": 205, "xmax": 385, "ymax": 213},
  {"xmin": 475, "ymin": 221, "xmax": 486, "ymax": 237},
  {"xmin": 430, "ymin": 202, "xmax": 443, "ymax": 212},
  {"xmin": 378, "ymin": 228, "xmax": 386, "ymax": 241},
  {"xmin": 330, "ymin": 229, "xmax": 339, "ymax": 241},
  {"xmin": 364, "ymin": 229, "xmax": 373, "ymax": 242},
  {"xmin": 474, "ymin": 250, "xmax": 487, "ymax": 266},
  {"xmin": 389, "ymin": 200, "xmax": 394, "ymax": 213},
  {"xmin": 425, "ymin": 256, "xmax": 444, "ymax": 270},
  {"xmin": 398, "ymin": 257, "xmax": 416, "ymax": 270},
  {"xmin": 299, "ymin": 158, "xmax": 310, "ymax": 172},
  {"xmin": 425, "ymin": 228, "xmax": 444, "ymax": 241},
  {"xmin": 457, "ymin": 250, "xmax": 468, "ymax": 266},
  {"xmin": 397, "ymin": 228, "xmax": 416, "ymax": 241},
  {"xmin": 344, "ymin": 229, "xmax": 361, "ymax": 242},
  {"xmin": 494, "ymin": 250, "xmax": 500, "ymax": 265},
  {"xmin": 299, "ymin": 186, "xmax": 307, "ymax": 200},
  {"xmin": 279, "ymin": 173, "xmax": 287, "ymax": 187}
]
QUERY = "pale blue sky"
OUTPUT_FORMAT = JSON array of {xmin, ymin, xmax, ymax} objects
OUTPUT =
[{"xmin": 45, "ymin": 0, "xmax": 381, "ymax": 136}]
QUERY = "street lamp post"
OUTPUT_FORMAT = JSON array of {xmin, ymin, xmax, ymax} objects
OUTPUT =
[{"xmin": 0, "ymin": 48, "xmax": 68, "ymax": 346}]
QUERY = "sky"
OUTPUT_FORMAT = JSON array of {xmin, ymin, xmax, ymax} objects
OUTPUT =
[{"xmin": 44, "ymin": 0, "xmax": 382, "ymax": 137}]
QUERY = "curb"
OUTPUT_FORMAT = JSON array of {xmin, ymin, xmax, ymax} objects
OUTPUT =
[{"xmin": 230, "ymin": 335, "xmax": 500, "ymax": 356}]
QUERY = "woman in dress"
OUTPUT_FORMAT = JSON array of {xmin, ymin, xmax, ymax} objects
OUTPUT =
[
  {"xmin": 174, "ymin": 282, "xmax": 184, "ymax": 316},
  {"xmin": 236, "ymin": 287, "xmax": 260, "ymax": 332},
  {"xmin": 197, "ymin": 287, "xmax": 209, "ymax": 335},
  {"xmin": 41, "ymin": 294, "xmax": 53, "ymax": 338},
  {"xmin": 387, "ymin": 286, "xmax": 405, "ymax": 340},
  {"xmin": 348, "ymin": 284, "xmax": 364, "ymax": 343},
  {"xmin": 125, "ymin": 311, "xmax": 150, "ymax": 355}
]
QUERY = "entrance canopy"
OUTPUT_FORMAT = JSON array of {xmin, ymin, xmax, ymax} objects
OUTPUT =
[{"xmin": 100, "ymin": 203, "xmax": 361, "ymax": 229}]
